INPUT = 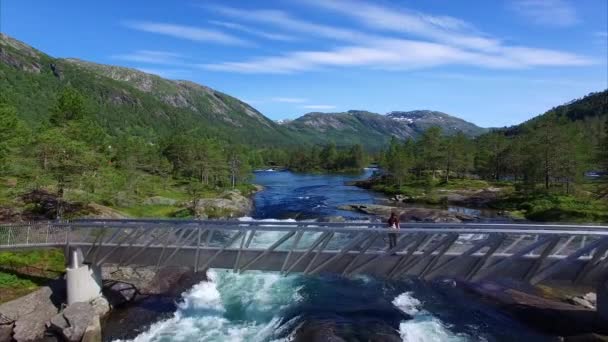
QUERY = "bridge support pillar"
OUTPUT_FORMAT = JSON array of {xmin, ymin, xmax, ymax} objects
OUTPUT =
[{"xmin": 66, "ymin": 248, "xmax": 102, "ymax": 305}]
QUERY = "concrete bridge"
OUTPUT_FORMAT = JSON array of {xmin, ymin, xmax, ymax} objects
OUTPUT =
[{"xmin": 2, "ymin": 219, "xmax": 608, "ymax": 315}]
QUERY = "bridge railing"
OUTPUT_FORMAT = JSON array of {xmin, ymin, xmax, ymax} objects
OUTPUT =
[{"xmin": 2, "ymin": 220, "xmax": 608, "ymax": 284}]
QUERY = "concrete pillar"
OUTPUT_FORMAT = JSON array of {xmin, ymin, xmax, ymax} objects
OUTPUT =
[{"xmin": 66, "ymin": 248, "xmax": 102, "ymax": 305}]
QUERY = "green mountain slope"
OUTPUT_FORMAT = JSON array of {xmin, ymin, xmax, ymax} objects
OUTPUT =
[
  {"xmin": 284, "ymin": 109, "xmax": 485, "ymax": 149},
  {"xmin": 0, "ymin": 33, "xmax": 297, "ymax": 146}
]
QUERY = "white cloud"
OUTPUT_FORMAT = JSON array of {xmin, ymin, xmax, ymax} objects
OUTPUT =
[
  {"xmin": 200, "ymin": 38, "xmax": 592, "ymax": 74},
  {"xmin": 208, "ymin": 20, "xmax": 296, "ymax": 42},
  {"xmin": 510, "ymin": 0, "xmax": 579, "ymax": 27},
  {"xmin": 303, "ymin": 105, "xmax": 336, "ymax": 110},
  {"xmin": 271, "ymin": 97, "xmax": 308, "ymax": 103},
  {"xmin": 200, "ymin": 1, "xmax": 593, "ymax": 74},
  {"xmin": 301, "ymin": 0, "xmax": 501, "ymax": 52},
  {"xmin": 124, "ymin": 21, "xmax": 252, "ymax": 46},
  {"xmin": 112, "ymin": 50, "xmax": 183, "ymax": 64},
  {"xmin": 208, "ymin": 5, "xmax": 378, "ymax": 43}
]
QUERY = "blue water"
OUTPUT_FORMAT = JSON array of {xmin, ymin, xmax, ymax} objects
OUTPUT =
[
  {"xmin": 125, "ymin": 170, "xmax": 557, "ymax": 342},
  {"xmin": 252, "ymin": 169, "xmax": 381, "ymax": 220}
]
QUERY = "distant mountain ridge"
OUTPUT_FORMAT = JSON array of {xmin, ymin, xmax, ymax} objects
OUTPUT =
[{"xmin": 284, "ymin": 109, "xmax": 486, "ymax": 149}]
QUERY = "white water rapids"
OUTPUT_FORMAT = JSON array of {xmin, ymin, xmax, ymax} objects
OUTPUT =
[{"xmin": 119, "ymin": 218, "xmax": 469, "ymax": 342}]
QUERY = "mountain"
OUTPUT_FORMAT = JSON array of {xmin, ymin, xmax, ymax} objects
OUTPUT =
[
  {"xmin": 284, "ymin": 109, "xmax": 486, "ymax": 149},
  {"xmin": 0, "ymin": 33, "xmax": 485, "ymax": 150},
  {"xmin": 387, "ymin": 110, "xmax": 487, "ymax": 136},
  {"xmin": 504, "ymin": 90, "xmax": 607, "ymax": 135},
  {"xmin": 0, "ymin": 33, "xmax": 297, "ymax": 146}
]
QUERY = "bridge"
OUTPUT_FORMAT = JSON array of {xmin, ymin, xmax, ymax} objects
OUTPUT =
[{"xmin": 1, "ymin": 219, "xmax": 608, "ymax": 317}]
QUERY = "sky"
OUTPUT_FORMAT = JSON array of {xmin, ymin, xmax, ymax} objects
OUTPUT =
[{"xmin": 1, "ymin": 0, "xmax": 607, "ymax": 127}]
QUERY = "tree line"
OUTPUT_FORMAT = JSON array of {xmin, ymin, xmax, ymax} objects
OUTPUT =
[
  {"xmin": 0, "ymin": 87, "xmax": 262, "ymax": 217},
  {"xmin": 379, "ymin": 116, "xmax": 607, "ymax": 195}
]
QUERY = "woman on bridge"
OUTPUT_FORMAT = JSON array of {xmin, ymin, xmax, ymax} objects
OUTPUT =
[{"xmin": 387, "ymin": 212, "xmax": 400, "ymax": 249}]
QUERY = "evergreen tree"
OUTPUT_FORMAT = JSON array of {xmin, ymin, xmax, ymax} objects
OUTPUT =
[{"xmin": 49, "ymin": 87, "xmax": 87, "ymax": 126}]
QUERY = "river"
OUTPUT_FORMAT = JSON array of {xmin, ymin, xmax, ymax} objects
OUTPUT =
[{"xmin": 115, "ymin": 170, "xmax": 557, "ymax": 342}]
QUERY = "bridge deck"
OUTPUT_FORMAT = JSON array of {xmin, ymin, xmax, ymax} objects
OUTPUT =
[{"xmin": 2, "ymin": 219, "xmax": 608, "ymax": 285}]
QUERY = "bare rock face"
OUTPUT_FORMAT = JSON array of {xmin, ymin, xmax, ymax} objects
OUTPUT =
[{"xmin": 49, "ymin": 302, "xmax": 96, "ymax": 342}]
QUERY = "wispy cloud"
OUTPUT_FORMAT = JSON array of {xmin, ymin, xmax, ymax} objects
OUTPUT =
[
  {"xmin": 271, "ymin": 97, "xmax": 308, "ymax": 103},
  {"xmin": 201, "ymin": 38, "xmax": 592, "ymax": 74},
  {"xmin": 124, "ymin": 21, "xmax": 252, "ymax": 46},
  {"xmin": 200, "ymin": 1, "xmax": 593, "ymax": 74},
  {"xmin": 208, "ymin": 20, "xmax": 296, "ymax": 42},
  {"xmin": 509, "ymin": 0, "xmax": 579, "ymax": 27},
  {"xmin": 112, "ymin": 50, "xmax": 183, "ymax": 65},
  {"xmin": 302, "ymin": 0, "xmax": 501, "ymax": 52},
  {"xmin": 207, "ymin": 5, "xmax": 378, "ymax": 43},
  {"xmin": 303, "ymin": 105, "xmax": 336, "ymax": 110}
]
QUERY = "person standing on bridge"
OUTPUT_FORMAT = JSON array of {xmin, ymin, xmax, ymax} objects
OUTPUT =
[{"xmin": 387, "ymin": 212, "xmax": 400, "ymax": 249}]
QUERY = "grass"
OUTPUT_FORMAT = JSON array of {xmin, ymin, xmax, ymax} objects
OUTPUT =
[
  {"xmin": 492, "ymin": 193, "xmax": 608, "ymax": 223},
  {"xmin": 117, "ymin": 204, "xmax": 182, "ymax": 218},
  {"xmin": 366, "ymin": 176, "xmax": 608, "ymax": 223},
  {"xmin": 0, "ymin": 249, "xmax": 65, "ymax": 303}
]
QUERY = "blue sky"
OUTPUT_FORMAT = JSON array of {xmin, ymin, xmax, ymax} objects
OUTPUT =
[{"xmin": 2, "ymin": 0, "xmax": 607, "ymax": 127}]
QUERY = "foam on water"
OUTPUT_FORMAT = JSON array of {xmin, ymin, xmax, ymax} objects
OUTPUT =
[
  {"xmin": 123, "ymin": 270, "xmax": 300, "ymax": 342},
  {"xmin": 393, "ymin": 292, "xmax": 470, "ymax": 342}
]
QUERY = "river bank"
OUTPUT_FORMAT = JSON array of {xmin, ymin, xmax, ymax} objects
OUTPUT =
[{"xmin": 351, "ymin": 176, "xmax": 608, "ymax": 223}]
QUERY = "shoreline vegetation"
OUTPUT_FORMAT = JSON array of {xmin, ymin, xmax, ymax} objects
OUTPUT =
[{"xmin": 354, "ymin": 177, "xmax": 608, "ymax": 223}]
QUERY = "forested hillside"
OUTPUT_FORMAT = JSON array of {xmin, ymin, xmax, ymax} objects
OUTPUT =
[
  {"xmin": 0, "ymin": 33, "xmax": 297, "ymax": 147},
  {"xmin": 374, "ymin": 90, "xmax": 608, "ymax": 221}
]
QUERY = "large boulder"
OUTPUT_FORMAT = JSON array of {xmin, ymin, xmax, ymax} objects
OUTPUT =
[
  {"xmin": 194, "ymin": 190, "xmax": 252, "ymax": 218},
  {"xmin": 49, "ymin": 302, "xmax": 96, "ymax": 342},
  {"xmin": 0, "ymin": 281, "xmax": 63, "ymax": 342}
]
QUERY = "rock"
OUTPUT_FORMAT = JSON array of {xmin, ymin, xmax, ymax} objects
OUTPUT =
[
  {"xmin": 569, "ymin": 297, "xmax": 596, "ymax": 310},
  {"xmin": 103, "ymin": 281, "xmax": 139, "ymax": 307},
  {"xmin": 13, "ymin": 312, "xmax": 50, "ymax": 342},
  {"xmin": 194, "ymin": 189, "xmax": 252, "ymax": 218},
  {"xmin": 143, "ymin": 196, "xmax": 177, "ymax": 206},
  {"xmin": 81, "ymin": 315, "xmax": 101, "ymax": 342},
  {"xmin": 319, "ymin": 216, "xmax": 347, "ymax": 223},
  {"xmin": 0, "ymin": 323, "xmax": 13, "ymax": 342},
  {"xmin": 463, "ymin": 281, "xmax": 607, "ymax": 336},
  {"xmin": 0, "ymin": 282, "xmax": 63, "ymax": 342},
  {"xmin": 86, "ymin": 203, "xmax": 129, "ymax": 219},
  {"xmin": 90, "ymin": 296, "xmax": 110, "ymax": 317},
  {"xmin": 338, "ymin": 204, "xmax": 476, "ymax": 222},
  {"xmin": 49, "ymin": 302, "xmax": 96, "ymax": 342},
  {"xmin": 584, "ymin": 292, "xmax": 598, "ymax": 304}
]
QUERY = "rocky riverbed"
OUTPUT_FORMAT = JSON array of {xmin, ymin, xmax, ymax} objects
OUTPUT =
[{"xmin": 338, "ymin": 203, "xmax": 478, "ymax": 222}]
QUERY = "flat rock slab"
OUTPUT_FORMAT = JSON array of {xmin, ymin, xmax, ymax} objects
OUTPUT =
[{"xmin": 464, "ymin": 281, "xmax": 607, "ymax": 336}]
